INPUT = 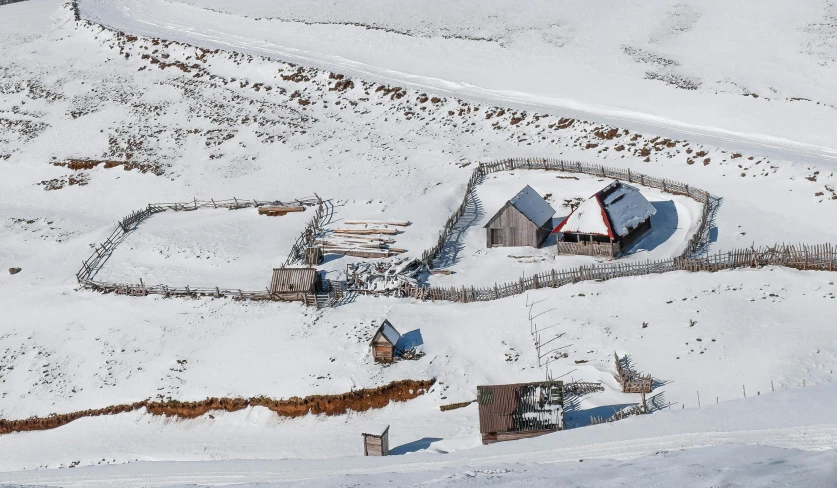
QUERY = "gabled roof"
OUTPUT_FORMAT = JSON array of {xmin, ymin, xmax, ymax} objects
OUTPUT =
[
  {"xmin": 370, "ymin": 319, "xmax": 401, "ymax": 347},
  {"xmin": 553, "ymin": 181, "xmax": 656, "ymax": 238},
  {"xmin": 484, "ymin": 185, "xmax": 556, "ymax": 228}
]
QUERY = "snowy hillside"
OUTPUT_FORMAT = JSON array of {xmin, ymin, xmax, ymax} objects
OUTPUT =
[{"xmin": 1, "ymin": 0, "xmax": 837, "ymax": 485}]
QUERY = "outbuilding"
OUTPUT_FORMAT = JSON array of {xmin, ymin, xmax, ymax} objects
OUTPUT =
[
  {"xmin": 477, "ymin": 380, "xmax": 564, "ymax": 445},
  {"xmin": 484, "ymin": 185, "xmax": 556, "ymax": 248},
  {"xmin": 553, "ymin": 181, "xmax": 656, "ymax": 257},
  {"xmin": 269, "ymin": 267, "xmax": 322, "ymax": 305},
  {"xmin": 362, "ymin": 424, "xmax": 390, "ymax": 456},
  {"xmin": 370, "ymin": 319, "xmax": 402, "ymax": 362}
]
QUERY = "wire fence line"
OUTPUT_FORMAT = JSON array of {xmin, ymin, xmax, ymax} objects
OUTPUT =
[
  {"xmin": 76, "ymin": 197, "xmax": 320, "ymax": 299},
  {"xmin": 419, "ymin": 157, "xmax": 718, "ymax": 270},
  {"xmin": 404, "ymin": 244, "xmax": 837, "ymax": 302}
]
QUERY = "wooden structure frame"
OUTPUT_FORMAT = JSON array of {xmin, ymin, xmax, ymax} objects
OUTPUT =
[
  {"xmin": 484, "ymin": 186, "xmax": 555, "ymax": 249},
  {"xmin": 553, "ymin": 181, "xmax": 655, "ymax": 258},
  {"xmin": 269, "ymin": 267, "xmax": 322, "ymax": 305},
  {"xmin": 362, "ymin": 425, "xmax": 390, "ymax": 456},
  {"xmin": 477, "ymin": 381, "xmax": 564, "ymax": 444},
  {"xmin": 370, "ymin": 320, "xmax": 402, "ymax": 362}
]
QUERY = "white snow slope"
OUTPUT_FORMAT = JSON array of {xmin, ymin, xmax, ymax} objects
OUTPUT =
[
  {"xmin": 78, "ymin": 0, "xmax": 837, "ymax": 165},
  {"xmin": 1, "ymin": 0, "xmax": 837, "ymax": 485}
]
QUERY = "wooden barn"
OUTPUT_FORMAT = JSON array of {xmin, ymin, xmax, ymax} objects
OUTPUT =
[
  {"xmin": 370, "ymin": 319, "xmax": 402, "ymax": 362},
  {"xmin": 484, "ymin": 185, "xmax": 556, "ymax": 248},
  {"xmin": 269, "ymin": 267, "xmax": 322, "ymax": 305},
  {"xmin": 553, "ymin": 181, "xmax": 656, "ymax": 257},
  {"xmin": 362, "ymin": 424, "xmax": 390, "ymax": 456},
  {"xmin": 477, "ymin": 380, "xmax": 564, "ymax": 445}
]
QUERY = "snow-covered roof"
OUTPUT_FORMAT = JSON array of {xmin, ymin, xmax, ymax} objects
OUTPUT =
[
  {"xmin": 509, "ymin": 185, "xmax": 555, "ymax": 226},
  {"xmin": 371, "ymin": 319, "xmax": 401, "ymax": 346},
  {"xmin": 553, "ymin": 181, "xmax": 656, "ymax": 238},
  {"xmin": 361, "ymin": 423, "xmax": 390, "ymax": 437}
]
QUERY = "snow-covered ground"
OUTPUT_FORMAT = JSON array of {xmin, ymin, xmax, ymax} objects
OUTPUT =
[
  {"xmin": 3, "ymin": 382, "xmax": 837, "ymax": 485},
  {"xmin": 95, "ymin": 207, "xmax": 310, "ymax": 289},
  {"xmin": 78, "ymin": 0, "xmax": 837, "ymax": 164},
  {"xmin": 425, "ymin": 170, "xmax": 702, "ymax": 286},
  {"xmin": 2, "ymin": 0, "xmax": 837, "ymax": 484}
]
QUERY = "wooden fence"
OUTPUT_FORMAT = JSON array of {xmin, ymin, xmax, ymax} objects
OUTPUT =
[
  {"xmin": 614, "ymin": 352, "xmax": 652, "ymax": 394},
  {"xmin": 76, "ymin": 197, "xmax": 320, "ymax": 300},
  {"xmin": 404, "ymin": 244, "xmax": 837, "ymax": 303},
  {"xmin": 419, "ymin": 157, "xmax": 716, "ymax": 268},
  {"xmin": 284, "ymin": 195, "xmax": 327, "ymax": 266}
]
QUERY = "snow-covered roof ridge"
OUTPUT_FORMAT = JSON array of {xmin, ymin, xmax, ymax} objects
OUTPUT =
[
  {"xmin": 508, "ymin": 185, "xmax": 555, "ymax": 226},
  {"xmin": 600, "ymin": 181, "xmax": 656, "ymax": 237},
  {"xmin": 372, "ymin": 319, "xmax": 402, "ymax": 347},
  {"xmin": 553, "ymin": 181, "xmax": 655, "ymax": 238}
]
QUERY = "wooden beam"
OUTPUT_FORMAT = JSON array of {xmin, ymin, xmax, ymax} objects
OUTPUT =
[{"xmin": 334, "ymin": 229, "xmax": 398, "ymax": 235}]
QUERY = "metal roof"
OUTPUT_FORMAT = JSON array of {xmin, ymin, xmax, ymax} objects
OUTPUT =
[
  {"xmin": 484, "ymin": 185, "xmax": 555, "ymax": 228},
  {"xmin": 509, "ymin": 185, "xmax": 556, "ymax": 227},
  {"xmin": 370, "ymin": 319, "xmax": 402, "ymax": 347},
  {"xmin": 553, "ymin": 181, "xmax": 656, "ymax": 238}
]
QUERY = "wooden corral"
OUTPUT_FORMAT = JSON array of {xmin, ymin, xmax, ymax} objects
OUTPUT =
[
  {"xmin": 370, "ymin": 320, "xmax": 402, "ymax": 362},
  {"xmin": 477, "ymin": 381, "xmax": 563, "ymax": 445},
  {"xmin": 484, "ymin": 185, "xmax": 555, "ymax": 248},
  {"xmin": 362, "ymin": 425, "xmax": 390, "ymax": 456},
  {"xmin": 269, "ymin": 267, "xmax": 322, "ymax": 304}
]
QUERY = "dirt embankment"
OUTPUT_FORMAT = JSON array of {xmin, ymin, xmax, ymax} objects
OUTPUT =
[{"xmin": 0, "ymin": 379, "xmax": 434, "ymax": 435}]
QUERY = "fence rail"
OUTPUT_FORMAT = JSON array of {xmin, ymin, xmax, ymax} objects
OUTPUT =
[{"xmin": 405, "ymin": 244, "xmax": 837, "ymax": 303}]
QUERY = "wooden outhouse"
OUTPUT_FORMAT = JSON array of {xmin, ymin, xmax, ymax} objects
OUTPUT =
[
  {"xmin": 370, "ymin": 319, "xmax": 402, "ymax": 362},
  {"xmin": 269, "ymin": 267, "xmax": 322, "ymax": 304},
  {"xmin": 553, "ymin": 181, "xmax": 656, "ymax": 257},
  {"xmin": 484, "ymin": 185, "xmax": 556, "ymax": 248},
  {"xmin": 362, "ymin": 424, "xmax": 390, "ymax": 456}
]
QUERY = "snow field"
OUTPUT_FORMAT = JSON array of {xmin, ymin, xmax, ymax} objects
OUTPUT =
[
  {"xmin": 2, "ymin": 0, "xmax": 837, "ymax": 481},
  {"xmin": 2, "ymin": 380, "xmax": 837, "ymax": 482},
  {"xmin": 94, "ymin": 207, "xmax": 310, "ymax": 289}
]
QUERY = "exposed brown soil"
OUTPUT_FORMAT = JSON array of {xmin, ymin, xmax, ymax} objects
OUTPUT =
[
  {"xmin": 0, "ymin": 379, "xmax": 434, "ymax": 435},
  {"xmin": 52, "ymin": 159, "xmax": 164, "ymax": 176}
]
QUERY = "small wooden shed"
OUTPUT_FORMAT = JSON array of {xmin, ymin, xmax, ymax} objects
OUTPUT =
[
  {"xmin": 362, "ymin": 424, "xmax": 390, "ymax": 456},
  {"xmin": 484, "ymin": 185, "xmax": 556, "ymax": 248},
  {"xmin": 269, "ymin": 267, "xmax": 322, "ymax": 304},
  {"xmin": 370, "ymin": 319, "xmax": 402, "ymax": 362}
]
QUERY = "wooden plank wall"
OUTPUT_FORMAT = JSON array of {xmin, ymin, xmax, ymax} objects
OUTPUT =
[{"xmin": 485, "ymin": 205, "xmax": 540, "ymax": 248}]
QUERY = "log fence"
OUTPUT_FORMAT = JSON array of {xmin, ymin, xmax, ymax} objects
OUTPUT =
[
  {"xmin": 404, "ymin": 244, "xmax": 837, "ymax": 303},
  {"xmin": 419, "ymin": 157, "xmax": 716, "ymax": 269},
  {"xmin": 76, "ymin": 196, "xmax": 320, "ymax": 300}
]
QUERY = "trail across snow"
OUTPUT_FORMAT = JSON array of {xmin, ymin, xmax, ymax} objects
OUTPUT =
[{"xmin": 76, "ymin": 0, "xmax": 837, "ymax": 166}]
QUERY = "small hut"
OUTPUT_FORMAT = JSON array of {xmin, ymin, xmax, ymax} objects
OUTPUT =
[
  {"xmin": 362, "ymin": 424, "xmax": 390, "ymax": 456},
  {"xmin": 484, "ymin": 185, "xmax": 556, "ymax": 248},
  {"xmin": 553, "ymin": 181, "xmax": 656, "ymax": 257},
  {"xmin": 477, "ymin": 380, "xmax": 564, "ymax": 445},
  {"xmin": 269, "ymin": 267, "xmax": 322, "ymax": 304},
  {"xmin": 370, "ymin": 319, "xmax": 402, "ymax": 362}
]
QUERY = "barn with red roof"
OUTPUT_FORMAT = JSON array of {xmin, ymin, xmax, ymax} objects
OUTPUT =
[{"xmin": 553, "ymin": 181, "xmax": 656, "ymax": 257}]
